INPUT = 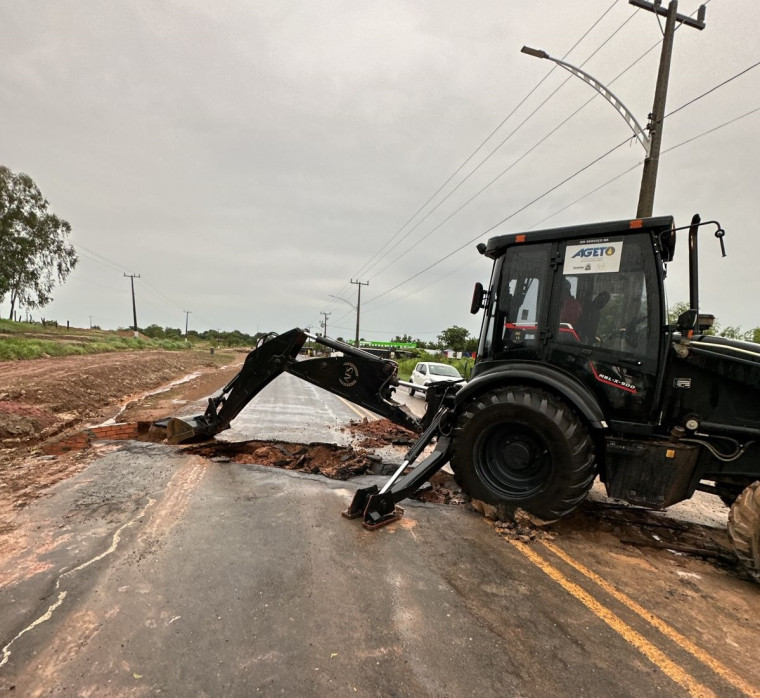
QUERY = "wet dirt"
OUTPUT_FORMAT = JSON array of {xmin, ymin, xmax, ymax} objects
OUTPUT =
[
  {"xmin": 341, "ymin": 418, "xmax": 417, "ymax": 448},
  {"xmin": 184, "ymin": 439, "xmax": 379, "ymax": 480},
  {"xmin": 0, "ymin": 350, "xmax": 242, "ymax": 534}
]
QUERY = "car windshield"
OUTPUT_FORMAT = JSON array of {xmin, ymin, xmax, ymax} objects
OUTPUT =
[{"xmin": 429, "ymin": 364, "xmax": 461, "ymax": 378}]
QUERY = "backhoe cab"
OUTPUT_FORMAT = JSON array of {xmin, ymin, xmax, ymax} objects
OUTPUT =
[{"xmin": 161, "ymin": 214, "xmax": 760, "ymax": 583}]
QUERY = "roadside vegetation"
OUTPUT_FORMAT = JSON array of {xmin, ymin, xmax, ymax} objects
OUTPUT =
[
  {"xmin": 396, "ymin": 353, "xmax": 476, "ymax": 381},
  {"xmin": 0, "ymin": 319, "xmax": 190, "ymax": 361}
]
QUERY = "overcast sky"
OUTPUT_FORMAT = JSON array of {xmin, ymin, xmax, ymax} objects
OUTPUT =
[{"xmin": 1, "ymin": 0, "xmax": 758, "ymax": 342}]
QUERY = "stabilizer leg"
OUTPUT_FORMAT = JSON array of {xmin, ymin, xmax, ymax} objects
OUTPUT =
[{"xmin": 342, "ymin": 406, "xmax": 454, "ymax": 529}]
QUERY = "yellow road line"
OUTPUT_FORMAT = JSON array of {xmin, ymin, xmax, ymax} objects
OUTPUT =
[
  {"xmin": 508, "ymin": 539, "xmax": 716, "ymax": 698},
  {"xmin": 541, "ymin": 540, "xmax": 760, "ymax": 698},
  {"xmin": 337, "ymin": 396, "xmax": 377, "ymax": 421}
]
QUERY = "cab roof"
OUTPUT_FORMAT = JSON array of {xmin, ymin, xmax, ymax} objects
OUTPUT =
[{"xmin": 481, "ymin": 216, "xmax": 675, "ymax": 260}]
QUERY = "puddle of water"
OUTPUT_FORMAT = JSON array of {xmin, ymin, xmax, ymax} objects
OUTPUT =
[{"xmin": 97, "ymin": 372, "xmax": 202, "ymax": 426}]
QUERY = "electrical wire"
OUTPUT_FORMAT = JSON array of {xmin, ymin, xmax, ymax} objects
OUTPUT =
[
  {"xmin": 360, "ymin": 4, "xmax": 739, "ymax": 308},
  {"xmin": 76, "ymin": 244, "xmax": 132, "ymax": 274},
  {"xmin": 530, "ymin": 104, "xmax": 760, "ymax": 227},
  {"xmin": 665, "ymin": 60, "xmax": 760, "ymax": 120},
  {"xmin": 355, "ymin": 2, "xmax": 632, "ymax": 283},
  {"xmin": 364, "ymin": 96, "xmax": 759, "ymax": 311},
  {"xmin": 365, "ymin": 135, "xmax": 632, "ymax": 306},
  {"xmin": 325, "ymin": 0, "xmax": 623, "ymax": 310}
]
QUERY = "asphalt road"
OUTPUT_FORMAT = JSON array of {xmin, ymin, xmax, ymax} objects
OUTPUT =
[
  {"xmin": 1, "ymin": 379, "xmax": 758, "ymax": 697},
  {"xmin": 217, "ymin": 372, "xmax": 383, "ymax": 444}
]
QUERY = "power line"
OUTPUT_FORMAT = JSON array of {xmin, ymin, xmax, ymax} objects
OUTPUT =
[
  {"xmin": 76, "ymin": 245, "xmax": 131, "ymax": 273},
  {"xmin": 532, "ymin": 104, "xmax": 760, "ymax": 227},
  {"xmin": 371, "ymin": 97, "xmax": 760, "ymax": 307},
  {"xmin": 354, "ymin": 2, "xmax": 633, "ymax": 283},
  {"xmin": 360, "ymin": 5, "xmax": 731, "ymax": 306},
  {"xmin": 665, "ymin": 60, "xmax": 760, "ymax": 120},
  {"xmin": 342, "ymin": 7, "xmax": 645, "ymax": 292},
  {"xmin": 365, "ymin": 135, "xmax": 632, "ymax": 306},
  {"xmin": 326, "ymin": 0, "xmax": 623, "ymax": 309}
]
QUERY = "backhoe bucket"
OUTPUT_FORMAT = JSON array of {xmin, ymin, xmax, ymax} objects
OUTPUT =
[{"xmin": 165, "ymin": 416, "xmax": 213, "ymax": 445}]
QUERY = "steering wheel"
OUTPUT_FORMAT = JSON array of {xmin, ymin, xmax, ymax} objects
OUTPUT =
[{"xmin": 605, "ymin": 315, "xmax": 648, "ymax": 349}]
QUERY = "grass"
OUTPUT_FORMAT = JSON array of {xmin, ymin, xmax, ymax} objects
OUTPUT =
[
  {"xmin": 396, "ymin": 353, "xmax": 477, "ymax": 381},
  {"xmin": 0, "ymin": 319, "xmax": 192, "ymax": 360}
]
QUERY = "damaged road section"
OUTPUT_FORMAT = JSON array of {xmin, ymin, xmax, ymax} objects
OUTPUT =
[{"xmin": 185, "ymin": 440, "xmax": 382, "ymax": 480}]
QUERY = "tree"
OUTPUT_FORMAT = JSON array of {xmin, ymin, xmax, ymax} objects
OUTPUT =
[
  {"xmin": 667, "ymin": 301, "xmax": 690, "ymax": 325},
  {"xmin": 0, "ymin": 166, "xmax": 77, "ymax": 318},
  {"xmin": 142, "ymin": 324, "xmax": 165, "ymax": 339},
  {"xmin": 464, "ymin": 337, "xmax": 479, "ymax": 354},
  {"xmin": 438, "ymin": 325, "xmax": 470, "ymax": 352}
]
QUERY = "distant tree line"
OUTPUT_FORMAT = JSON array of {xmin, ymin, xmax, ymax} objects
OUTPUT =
[
  {"xmin": 668, "ymin": 302, "xmax": 760, "ymax": 343},
  {"xmin": 140, "ymin": 324, "xmax": 263, "ymax": 347}
]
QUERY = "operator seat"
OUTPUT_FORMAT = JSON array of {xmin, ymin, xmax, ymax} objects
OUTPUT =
[{"xmin": 578, "ymin": 291, "xmax": 610, "ymax": 344}]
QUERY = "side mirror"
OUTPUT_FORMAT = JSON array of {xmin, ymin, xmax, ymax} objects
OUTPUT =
[
  {"xmin": 698, "ymin": 314, "xmax": 715, "ymax": 333},
  {"xmin": 470, "ymin": 282, "xmax": 485, "ymax": 314},
  {"xmin": 676, "ymin": 309, "xmax": 698, "ymax": 334},
  {"xmin": 659, "ymin": 226, "xmax": 677, "ymax": 262}
]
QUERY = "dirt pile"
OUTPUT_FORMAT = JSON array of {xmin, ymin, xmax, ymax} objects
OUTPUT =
[
  {"xmin": 186, "ymin": 440, "xmax": 380, "ymax": 480},
  {"xmin": 0, "ymin": 402, "xmax": 61, "ymax": 441},
  {"xmin": 343, "ymin": 418, "xmax": 417, "ymax": 448}
]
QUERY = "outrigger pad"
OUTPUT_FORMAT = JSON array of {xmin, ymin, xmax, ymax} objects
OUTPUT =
[
  {"xmin": 342, "ymin": 485, "xmax": 379, "ymax": 519},
  {"xmin": 362, "ymin": 492, "xmax": 403, "ymax": 530}
]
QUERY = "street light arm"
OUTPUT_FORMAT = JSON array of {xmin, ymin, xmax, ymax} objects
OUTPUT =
[{"xmin": 521, "ymin": 46, "xmax": 651, "ymax": 156}]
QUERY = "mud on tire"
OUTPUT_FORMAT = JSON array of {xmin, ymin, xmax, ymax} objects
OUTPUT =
[
  {"xmin": 728, "ymin": 481, "xmax": 760, "ymax": 583},
  {"xmin": 450, "ymin": 386, "xmax": 596, "ymax": 521}
]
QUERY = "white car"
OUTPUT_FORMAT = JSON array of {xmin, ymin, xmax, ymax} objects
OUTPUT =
[{"xmin": 408, "ymin": 362, "xmax": 464, "ymax": 396}]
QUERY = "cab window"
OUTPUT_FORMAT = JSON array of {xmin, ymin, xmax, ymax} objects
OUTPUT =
[
  {"xmin": 481, "ymin": 243, "xmax": 551, "ymax": 358},
  {"xmin": 556, "ymin": 235, "xmax": 658, "ymax": 361}
]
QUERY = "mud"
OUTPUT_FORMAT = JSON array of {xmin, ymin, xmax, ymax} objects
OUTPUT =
[
  {"xmin": 342, "ymin": 418, "xmax": 417, "ymax": 448},
  {"xmin": 0, "ymin": 350, "xmax": 238, "ymax": 453},
  {"xmin": 185, "ymin": 439, "xmax": 380, "ymax": 480},
  {"xmin": 0, "ymin": 350, "xmax": 241, "ymax": 539}
]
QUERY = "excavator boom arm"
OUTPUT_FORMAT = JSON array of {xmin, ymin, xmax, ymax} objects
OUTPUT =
[{"xmin": 163, "ymin": 328, "xmax": 420, "ymax": 444}]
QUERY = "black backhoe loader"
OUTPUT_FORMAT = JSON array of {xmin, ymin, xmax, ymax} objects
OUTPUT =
[{"xmin": 160, "ymin": 214, "xmax": 760, "ymax": 583}]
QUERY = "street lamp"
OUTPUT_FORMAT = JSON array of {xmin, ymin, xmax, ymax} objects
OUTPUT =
[
  {"xmin": 521, "ymin": 2, "xmax": 705, "ymax": 218},
  {"xmin": 520, "ymin": 45, "xmax": 651, "ymax": 157}
]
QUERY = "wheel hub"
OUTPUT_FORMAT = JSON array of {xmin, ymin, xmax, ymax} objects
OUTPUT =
[
  {"xmin": 503, "ymin": 439, "xmax": 533, "ymax": 471},
  {"xmin": 475, "ymin": 426, "xmax": 551, "ymax": 499}
]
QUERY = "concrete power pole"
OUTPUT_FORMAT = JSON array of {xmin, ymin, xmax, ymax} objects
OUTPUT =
[
  {"xmin": 124, "ymin": 273, "xmax": 141, "ymax": 338},
  {"xmin": 184, "ymin": 310, "xmax": 191, "ymax": 341},
  {"xmin": 350, "ymin": 279, "xmax": 369, "ymax": 348},
  {"xmin": 319, "ymin": 311, "xmax": 331, "ymax": 338},
  {"xmin": 633, "ymin": 0, "xmax": 706, "ymax": 217}
]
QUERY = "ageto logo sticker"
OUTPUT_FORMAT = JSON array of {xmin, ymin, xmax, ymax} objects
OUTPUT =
[{"xmin": 564, "ymin": 239, "xmax": 623, "ymax": 274}]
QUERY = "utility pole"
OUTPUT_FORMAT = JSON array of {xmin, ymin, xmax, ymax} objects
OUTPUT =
[
  {"xmin": 89, "ymin": 315, "xmax": 94, "ymax": 329},
  {"xmin": 319, "ymin": 311, "xmax": 331, "ymax": 338},
  {"xmin": 632, "ymin": 0, "xmax": 706, "ymax": 217},
  {"xmin": 350, "ymin": 279, "xmax": 369, "ymax": 348},
  {"xmin": 184, "ymin": 310, "xmax": 191, "ymax": 341},
  {"xmin": 124, "ymin": 273, "xmax": 141, "ymax": 337}
]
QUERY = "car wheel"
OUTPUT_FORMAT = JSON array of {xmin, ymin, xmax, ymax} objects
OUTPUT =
[{"xmin": 451, "ymin": 386, "xmax": 596, "ymax": 521}]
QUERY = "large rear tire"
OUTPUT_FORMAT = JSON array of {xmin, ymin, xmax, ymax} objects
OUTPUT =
[
  {"xmin": 450, "ymin": 386, "xmax": 596, "ymax": 521},
  {"xmin": 728, "ymin": 481, "xmax": 760, "ymax": 583}
]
